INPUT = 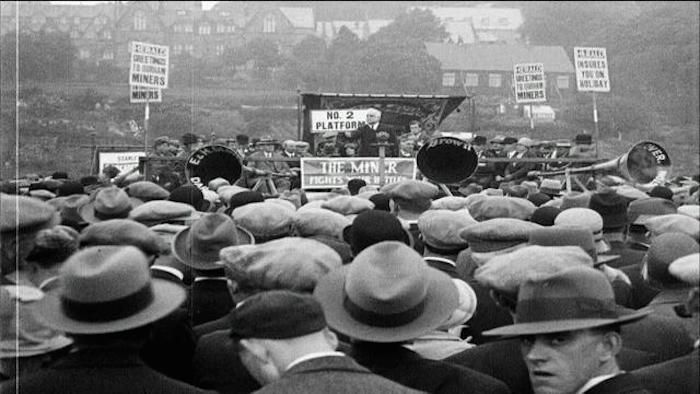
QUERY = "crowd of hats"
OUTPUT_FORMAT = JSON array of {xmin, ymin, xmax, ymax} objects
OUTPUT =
[{"xmin": 1, "ymin": 167, "xmax": 699, "ymax": 392}]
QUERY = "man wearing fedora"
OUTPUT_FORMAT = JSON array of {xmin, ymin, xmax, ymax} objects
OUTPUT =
[
  {"xmin": 483, "ymin": 266, "xmax": 652, "ymax": 394},
  {"xmin": 0, "ymin": 246, "xmax": 211, "ymax": 393},
  {"xmin": 314, "ymin": 241, "xmax": 510, "ymax": 394},
  {"xmin": 231, "ymin": 290, "xmax": 421, "ymax": 393}
]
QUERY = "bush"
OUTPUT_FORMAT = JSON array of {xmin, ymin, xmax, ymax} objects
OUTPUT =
[{"xmin": 71, "ymin": 88, "xmax": 107, "ymax": 111}]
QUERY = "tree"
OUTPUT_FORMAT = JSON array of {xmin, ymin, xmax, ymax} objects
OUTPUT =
[
  {"xmin": 370, "ymin": 8, "xmax": 448, "ymax": 44},
  {"xmin": 283, "ymin": 35, "xmax": 327, "ymax": 90},
  {"xmin": 244, "ymin": 37, "xmax": 284, "ymax": 79},
  {"xmin": 324, "ymin": 26, "xmax": 362, "ymax": 91},
  {"xmin": 1, "ymin": 31, "xmax": 76, "ymax": 82}
]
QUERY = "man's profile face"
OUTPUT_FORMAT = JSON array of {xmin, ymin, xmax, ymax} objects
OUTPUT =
[
  {"xmin": 409, "ymin": 123, "xmax": 421, "ymax": 134},
  {"xmin": 520, "ymin": 329, "xmax": 608, "ymax": 394},
  {"xmin": 262, "ymin": 144, "xmax": 275, "ymax": 153},
  {"xmin": 366, "ymin": 112, "xmax": 381, "ymax": 126}
]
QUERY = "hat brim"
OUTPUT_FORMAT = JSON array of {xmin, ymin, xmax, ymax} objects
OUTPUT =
[
  {"xmin": 482, "ymin": 308, "xmax": 651, "ymax": 338},
  {"xmin": 595, "ymin": 254, "xmax": 620, "ymax": 266},
  {"xmin": 78, "ymin": 198, "xmax": 143, "ymax": 223},
  {"xmin": 342, "ymin": 225, "xmax": 414, "ymax": 250},
  {"xmin": 314, "ymin": 265, "xmax": 458, "ymax": 343},
  {"xmin": 0, "ymin": 336, "xmax": 73, "ymax": 358},
  {"xmin": 172, "ymin": 225, "xmax": 254, "ymax": 270},
  {"xmin": 31, "ymin": 279, "xmax": 186, "ymax": 335}
]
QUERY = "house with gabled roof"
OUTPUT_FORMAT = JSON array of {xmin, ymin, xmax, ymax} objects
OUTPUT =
[{"xmin": 426, "ymin": 42, "xmax": 575, "ymax": 105}]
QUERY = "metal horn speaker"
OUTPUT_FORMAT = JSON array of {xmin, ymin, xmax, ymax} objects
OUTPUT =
[
  {"xmin": 185, "ymin": 144, "xmax": 243, "ymax": 186},
  {"xmin": 416, "ymin": 137, "xmax": 479, "ymax": 184}
]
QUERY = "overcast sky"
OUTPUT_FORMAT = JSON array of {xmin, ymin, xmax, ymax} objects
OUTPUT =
[{"xmin": 50, "ymin": 1, "xmax": 220, "ymax": 10}]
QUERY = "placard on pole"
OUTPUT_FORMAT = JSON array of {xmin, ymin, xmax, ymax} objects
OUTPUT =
[
  {"xmin": 513, "ymin": 63, "xmax": 547, "ymax": 130},
  {"xmin": 574, "ymin": 47, "xmax": 610, "ymax": 157}
]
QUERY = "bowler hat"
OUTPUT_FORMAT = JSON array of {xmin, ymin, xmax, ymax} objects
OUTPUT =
[
  {"xmin": 219, "ymin": 237, "xmax": 341, "ymax": 292},
  {"xmin": 169, "ymin": 184, "xmax": 206, "ymax": 211},
  {"xmin": 589, "ymin": 191, "xmax": 629, "ymax": 229},
  {"xmin": 342, "ymin": 210, "xmax": 412, "ymax": 254},
  {"xmin": 79, "ymin": 187, "xmax": 142, "ymax": 223},
  {"xmin": 0, "ymin": 193, "xmax": 60, "ymax": 233},
  {"xmin": 314, "ymin": 241, "xmax": 458, "ymax": 342},
  {"xmin": 172, "ymin": 213, "xmax": 254, "ymax": 270},
  {"xmin": 229, "ymin": 290, "xmax": 327, "ymax": 340},
  {"xmin": 33, "ymin": 246, "xmax": 185, "ymax": 334},
  {"xmin": 530, "ymin": 206, "xmax": 561, "ymax": 226},
  {"xmin": 225, "ymin": 190, "xmax": 264, "ymax": 213},
  {"xmin": 483, "ymin": 266, "xmax": 650, "ymax": 337}
]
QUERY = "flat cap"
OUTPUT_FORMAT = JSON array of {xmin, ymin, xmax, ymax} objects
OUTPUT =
[
  {"xmin": 79, "ymin": 219, "xmax": 163, "ymax": 256},
  {"xmin": 219, "ymin": 237, "xmax": 342, "ymax": 292},
  {"xmin": 468, "ymin": 196, "xmax": 536, "ymax": 221},
  {"xmin": 678, "ymin": 204, "xmax": 700, "ymax": 220},
  {"xmin": 612, "ymin": 185, "xmax": 650, "ymax": 201},
  {"xmin": 627, "ymin": 197, "xmax": 677, "ymax": 225},
  {"xmin": 265, "ymin": 198, "xmax": 297, "ymax": 212},
  {"xmin": 474, "ymin": 245, "xmax": 593, "ymax": 294},
  {"xmin": 646, "ymin": 233, "xmax": 699, "ymax": 285},
  {"xmin": 380, "ymin": 180, "xmax": 439, "ymax": 201},
  {"xmin": 207, "ymin": 177, "xmax": 231, "ymax": 192},
  {"xmin": 641, "ymin": 214, "xmax": 700, "ymax": 239},
  {"xmin": 460, "ymin": 218, "xmax": 542, "ymax": 253},
  {"xmin": 218, "ymin": 185, "xmax": 250, "ymax": 205},
  {"xmin": 668, "ymin": 253, "xmax": 700, "ymax": 285},
  {"xmin": 530, "ymin": 206, "xmax": 562, "ymax": 227},
  {"xmin": 560, "ymin": 192, "xmax": 591, "ymax": 211},
  {"xmin": 431, "ymin": 196, "xmax": 472, "ymax": 211},
  {"xmin": 25, "ymin": 225, "xmax": 80, "ymax": 264},
  {"xmin": 321, "ymin": 196, "xmax": 374, "ymax": 216},
  {"xmin": 229, "ymin": 290, "xmax": 327, "ymax": 340},
  {"xmin": 1, "ymin": 193, "xmax": 59, "ymax": 233},
  {"xmin": 124, "ymin": 181, "xmax": 170, "ymax": 202},
  {"xmin": 555, "ymin": 208, "xmax": 604, "ymax": 241},
  {"xmin": 294, "ymin": 208, "xmax": 351, "ymax": 240},
  {"xmin": 418, "ymin": 209, "xmax": 475, "ymax": 250},
  {"xmin": 232, "ymin": 202, "xmax": 295, "ymax": 240},
  {"xmin": 128, "ymin": 200, "xmax": 200, "ymax": 226}
]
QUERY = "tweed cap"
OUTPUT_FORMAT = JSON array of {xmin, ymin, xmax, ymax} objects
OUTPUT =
[
  {"xmin": 539, "ymin": 179, "xmax": 563, "ymax": 196},
  {"xmin": 502, "ymin": 137, "xmax": 518, "ymax": 145},
  {"xmin": 79, "ymin": 219, "xmax": 163, "ymax": 256},
  {"xmin": 474, "ymin": 245, "xmax": 594, "ymax": 295},
  {"xmin": 128, "ymin": 200, "xmax": 201, "ymax": 226},
  {"xmin": 560, "ymin": 192, "xmax": 592, "ymax": 211},
  {"xmin": 589, "ymin": 191, "xmax": 629, "ymax": 229},
  {"xmin": 380, "ymin": 180, "xmax": 439, "ymax": 201},
  {"xmin": 207, "ymin": 177, "xmax": 231, "ymax": 192},
  {"xmin": 266, "ymin": 198, "xmax": 297, "ymax": 212},
  {"xmin": 641, "ymin": 214, "xmax": 700, "ymax": 239},
  {"xmin": 481, "ymin": 188, "xmax": 504, "ymax": 197},
  {"xmin": 219, "ymin": 237, "xmax": 341, "ymax": 292},
  {"xmin": 530, "ymin": 206, "xmax": 562, "ymax": 226},
  {"xmin": 529, "ymin": 226, "xmax": 619, "ymax": 266},
  {"xmin": 169, "ymin": 185, "xmax": 205, "ymax": 211},
  {"xmin": 124, "ymin": 181, "xmax": 169, "ymax": 202},
  {"xmin": 431, "ymin": 196, "xmax": 471, "ymax": 211},
  {"xmin": 0, "ymin": 193, "xmax": 60, "ymax": 233},
  {"xmin": 668, "ymin": 253, "xmax": 700, "ymax": 285},
  {"xmin": 226, "ymin": 190, "xmax": 264, "ymax": 213},
  {"xmin": 527, "ymin": 192, "xmax": 551, "ymax": 207},
  {"xmin": 232, "ymin": 202, "xmax": 295, "ymax": 240},
  {"xmin": 646, "ymin": 233, "xmax": 699, "ymax": 285},
  {"xmin": 678, "ymin": 204, "xmax": 700, "ymax": 220},
  {"xmin": 555, "ymin": 208, "xmax": 604, "ymax": 241},
  {"xmin": 517, "ymin": 137, "xmax": 533, "ymax": 148},
  {"xmin": 457, "ymin": 183, "xmax": 483, "ymax": 197},
  {"xmin": 29, "ymin": 189, "xmax": 56, "ymax": 201},
  {"xmin": 418, "ymin": 209, "xmax": 476, "ymax": 250},
  {"xmin": 612, "ymin": 185, "xmax": 650, "ymax": 201},
  {"xmin": 229, "ymin": 290, "xmax": 327, "ymax": 340},
  {"xmin": 504, "ymin": 185, "xmax": 529, "ymax": 199},
  {"xmin": 218, "ymin": 185, "xmax": 250, "ymax": 205},
  {"xmin": 469, "ymin": 196, "xmax": 536, "ymax": 221},
  {"xmin": 460, "ymin": 218, "xmax": 542, "ymax": 253},
  {"xmin": 25, "ymin": 225, "xmax": 80, "ymax": 264},
  {"xmin": 294, "ymin": 208, "xmax": 351, "ymax": 240},
  {"xmin": 321, "ymin": 196, "xmax": 374, "ymax": 216},
  {"xmin": 627, "ymin": 197, "xmax": 678, "ymax": 225}
]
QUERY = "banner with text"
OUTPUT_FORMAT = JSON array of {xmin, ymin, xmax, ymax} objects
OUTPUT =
[
  {"xmin": 301, "ymin": 157, "xmax": 416, "ymax": 189},
  {"xmin": 310, "ymin": 109, "xmax": 369, "ymax": 134},
  {"xmin": 573, "ymin": 47, "xmax": 610, "ymax": 92},
  {"xmin": 99, "ymin": 151, "xmax": 146, "ymax": 174},
  {"xmin": 130, "ymin": 85, "xmax": 162, "ymax": 103},
  {"xmin": 513, "ymin": 63, "xmax": 546, "ymax": 103},
  {"xmin": 130, "ymin": 41, "xmax": 169, "ymax": 89}
]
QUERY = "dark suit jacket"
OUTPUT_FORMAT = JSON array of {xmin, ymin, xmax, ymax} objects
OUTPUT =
[
  {"xmin": 504, "ymin": 150, "xmax": 539, "ymax": 182},
  {"xmin": 141, "ymin": 306, "xmax": 198, "ymax": 383},
  {"xmin": 351, "ymin": 342, "xmax": 510, "ymax": 394},
  {"xmin": 353, "ymin": 124, "xmax": 399, "ymax": 157},
  {"xmin": 191, "ymin": 330, "xmax": 261, "ymax": 394},
  {"xmin": 631, "ymin": 348, "xmax": 699, "ymax": 394},
  {"xmin": 460, "ymin": 276, "xmax": 514, "ymax": 345},
  {"xmin": 444, "ymin": 338, "xmax": 657, "ymax": 394},
  {"xmin": 0, "ymin": 348, "xmax": 213, "ymax": 394},
  {"xmin": 187, "ymin": 278, "xmax": 234, "ymax": 327},
  {"xmin": 583, "ymin": 372, "xmax": 651, "ymax": 394},
  {"xmin": 247, "ymin": 151, "xmax": 291, "ymax": 174},
  {"xmin": 620, "ymin": 308, "xmax": 695, "ymax": 363},
  {"xmin": 603, "ymin": 240, "xmax": 646, "ymax": 269},
  {"xmin": 619, "ymin": 264, "xmax": 660, "ymax": 310},
  {"xmin": 257, "ymin": 355, "xmax": 422, "ymax": 394}
]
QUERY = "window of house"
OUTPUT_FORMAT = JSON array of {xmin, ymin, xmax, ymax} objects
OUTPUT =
[
  {"xmin": 464, "ymin": 73, "xmax": 479, "ymax": 87},
  {"xmin": 177, "ymin": 10, "xmax": 186, "ymax": 16},
  {"xmin": 263, "ymin": 14, "xmax": 276, "ymax": 33},
  {"xmin": 185, "ymin": 44, "xmax": 193, "ymax": 54},
  {"xmin": 199, "ymin": 24, "xmax": 210, "ymax": 35},
  {"xmin": 184, "ymin": 24, "xmax": 193, "ymax": 33},
  {"xmin": 488, "ymin": 73, "xmax": 502, "ymax": 88},
  {"xmin": 217, "ymin": 24, "xmax": 225, "ymax": 33},
  {"xmin": 79, "ymin": 49, "xmax": 90, "ymax": 59},
  {"xmin": 134, "ymin": 11, "xmax": 146, "ymax": 31},
  {"xmin": 229, "ymin": 25, "xmax": 236, "ymax": 32},
  {"xmin": 103, "ymin": 30, "xmax": 111, "ymax": 39},
  {"xmin": 216, "ymin": 44, "xmax": 225, "ymax": 56},
  {"xmin": 173, "ymin": 44, "xmax": 182, "ymax": 55},
  {"xmin": 442, "ymin": 72, "xmax": 456, "ymax": 87},
  {"xmin": 557, "ymin": 75, "xmax": 569, "ymax": 89}
]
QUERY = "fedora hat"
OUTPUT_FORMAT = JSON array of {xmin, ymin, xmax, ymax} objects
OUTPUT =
[
  {"xmin": 32, "ymin": 246, "xmax": 186, "ymax": 334},
  {"xmin": 483, "ymin": 266, "xmax": 651, "ymax": 337},
  {"xmin": 256, "ymin": 136, "xmax": 278, "ymax": 146},
  {"xmin": 0, "ymin": 285, "xmax": 73, "ymax": 358},
  {"xmin": 172, "ymin": 213, "xmax": 254, "ymax": 270},
  {"xmin": 79, "ymin": 187, "xmax": 142, "ymax": 223},
  {"xmin": 314, "ymin": 241, "xmax": 458, "ymax": 343}
]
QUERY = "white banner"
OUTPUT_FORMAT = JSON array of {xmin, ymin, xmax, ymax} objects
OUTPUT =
[
  {"xmin": 130, "ymin": 85, "xmax": 162, "ymax": 103},
  {"xmin": 129, "ymin": 41, "xmax": 169, "ymax": 89},
  {"xmin": 310, "ymin": 109, "xmax": 369, "ymax": 134},
  {"xmin": 513, "ymin": 63, "xmax": 546, "ymax": 103},
  {"xmin": 574, "ymin": 47, "xmax": 610, "ymax": 92},
  {"xmin": 99, "ymin": 151, "xmax": 146, "ymax": 174}
]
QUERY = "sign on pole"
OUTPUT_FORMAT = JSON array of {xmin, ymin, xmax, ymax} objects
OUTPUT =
[
  {"xmin": 98, "ymin": 151, "xmax": 146, "ymax": 174},
  {"xmin": 130, "ymin": 85, "xmax": 162, "ymax": 104},
  {"xmin": 310, "ymin": 109, "xmax": 369, "ymax": 134},
  {"xmin": 301, "ymin": 157, "xmax": 416, "ymax": 189},
  {"xmin": 513, "ymin": 63, "xmax": 546, "ymax": 103},
  {"xmin": 129, "ymin": 41, "xmax": 169, "ymax": 89},
  {"xmin": 573, "ymin": 47, "xmax": 610, "ymax": 92}
]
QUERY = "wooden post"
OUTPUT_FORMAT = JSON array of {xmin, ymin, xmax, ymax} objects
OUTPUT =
[
  {"xmin": 592, "ymin": 92, "xmax": 599, "ymax": 159},
  {"xmin": 143, "ymin": 98, "xmax": 150, "ymax": 154},
  {"xmin": 378, "ymin": 145, "xmax": 386, "ymax": 187}
]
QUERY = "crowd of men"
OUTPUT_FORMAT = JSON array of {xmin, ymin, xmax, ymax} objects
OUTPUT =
[{"xmin": 1, "ymin": 148, "xmax": 699, "ymax": 393}]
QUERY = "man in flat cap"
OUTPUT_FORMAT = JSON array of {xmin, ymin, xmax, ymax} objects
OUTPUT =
[
  {"xmin": 465, "ymin": 135, "xmax": 498, "ymax": 188},
  {"xmin": 231, "ymin": 290, "xmax": 420, "ymax": 393},
  {"xmin": 483, "ymin": 265, "xmax": 652, "ymax": 394},
  {"xmin": 380, "ymin": 180, "xmax": 440, "ymax": 254}
]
